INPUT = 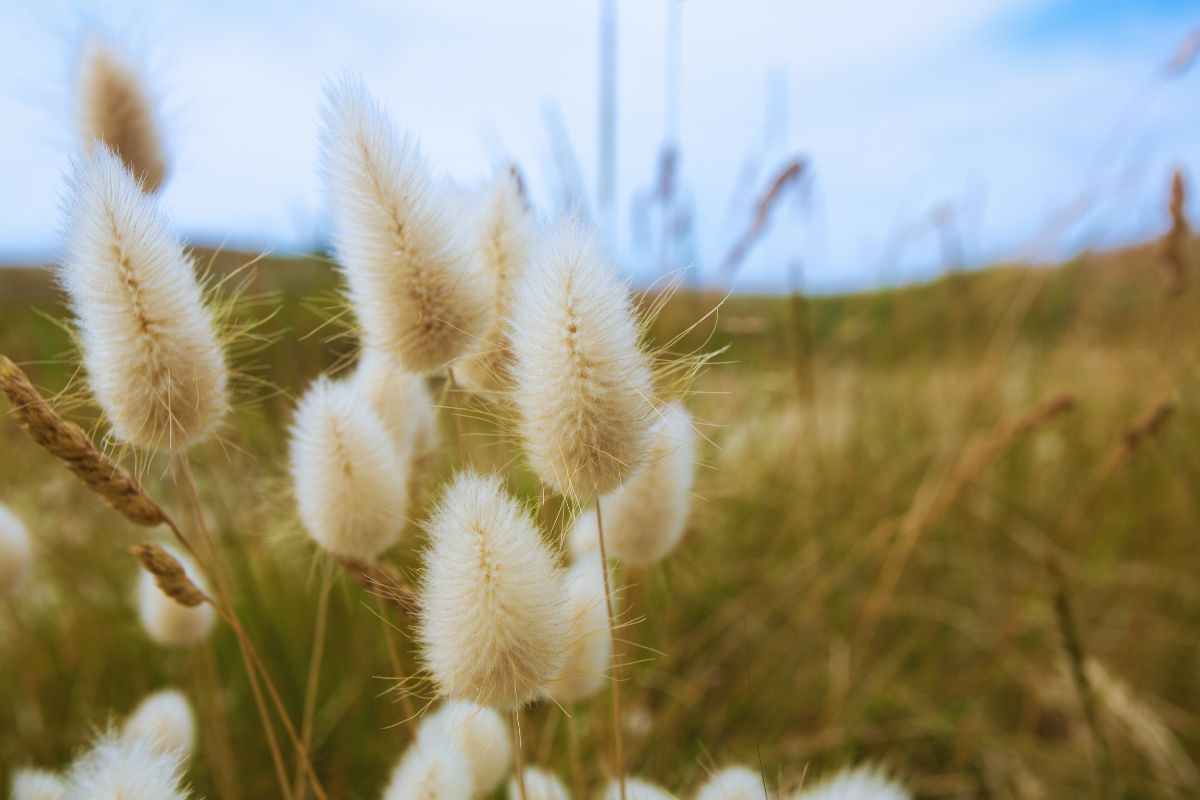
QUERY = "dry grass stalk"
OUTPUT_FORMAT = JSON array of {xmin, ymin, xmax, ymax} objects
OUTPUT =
[
  {"xmin": 950, "ymin": 393, "xmax": 1076, "ymax": 491},
  {"xmin": 720, "ymin": 157, "xmax": 806, "ymax": 281},
  {"xmin": 130, "ymin": 543, "xmax": 209, "ymax": 607},
  {"xmin": 337, "ymin": 555, "xmax": 420, "ymax": 616},
  {"xmin": 1162, "ymin": 170, "xmax": 1189, "ymax": 295},
  {"xmin": 0, "ymin": 354, "xmax": 165, "ymax": 527}
]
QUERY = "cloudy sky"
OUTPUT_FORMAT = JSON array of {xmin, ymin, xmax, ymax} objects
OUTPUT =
[{"xmin": 0, "ymin": 0, "xmax": 1197, "ymax": 291}]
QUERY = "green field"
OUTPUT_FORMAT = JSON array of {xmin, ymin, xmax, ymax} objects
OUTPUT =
[{"xmin": 1, "ymin": 240, "xmax": 1198, "ymax": 799}]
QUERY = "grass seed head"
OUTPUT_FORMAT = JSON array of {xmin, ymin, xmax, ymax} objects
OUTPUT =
[
  {"xmin": 64, "ymin": 729, "xmax": 191, "ymax": 800},
  {"xmin": 546, "ymin": 557, "xmax": 611, "ymax": 704},
  {"xmin": 510, "ymin": 219, "xmax": 656, "ymax": 499},
  {"xmin": 792, "ymin": 765, "xmax": 910, "ymax": 800},
  {"xmin": 10, "ymin": 769, "xmax": 65, "ymax": 800},
  {"xmin": 289, "ymin": 375, "xmax": 410, "ymax": 561},
  {"xmin": 417, "ymin": 471, "xmax": 568, "ymax": 709},
  {"xmin": 382, "ymin": 736, "xmax": 473, "ymax": 800},
  {"xmin": 136, "ymin": 544, "xmax": 215, "ymax": 647},
  {"xmin": 508, "ymin": 767, "xmax": 569, "ymax": 800},
  {"xmin": 694, "ymin": 767, "xmax": 768, "ymax": 800},
  {"xmin": 0, "ymin": 502, "xmax": 32, "ymax": 595},
  {"xmin": 353, "ymin": 349, "xmax": 439, "ymax": 461},
  {"xmin": 417, "ymin": 700, "xmax": 513, "ymax": 795},
  {"xmin": 122, "ymin": 688, "xmax": 196, "ymax": 759},
  {"xmin": 61, "ymin": 146, "xmax": 228, "ymax": 452},
  {"xmin": 75, "ymin": 35, "xmax": 168, "ymax": 192},
  {"xmin": 320, "ymin": 78, "xmax": 491, "ymax": 373},
  {"xmin": 604, "ymin": 777, "xmax": 678, "ymax": 800}
]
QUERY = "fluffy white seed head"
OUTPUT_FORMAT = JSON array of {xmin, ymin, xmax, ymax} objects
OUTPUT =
[
  {"xmin": 353, "ymin": 349, "xmax": 439, "ymax": 461},
  {"xmin": 75, "ymin": 36, "xmax": 167, "ymax": 192},
  {"xmin": 508, "ymin": 767, "xmax": 569, "ymax": 800},
  {"xmin": 595, "ymin": 402, "xmax": 696, "ymax": 566},
  {"xmin": 290, "ymin": 376, "xmax": 410, "ymax": 561},
  {"xmin": 0, "ymin": 503, "xmax": 32, "ymax": 595},
  {"xmin": 510, "ymin": 220, "xmax": 655, "ymax": 499},
  {"xmin": 320, "ymin": 78, "xmax": 491, "ymax": 373},
  {"xmin": 417, "ymin": 700, "xmax": 512, "ymax": 795},
  {"xmin": 792, "ymin": 766, "xmax": 910, "ymax": 800},
  {"xmin": 64, "ymin": 729, "xmax": 190, "ymax": 800},
  {"xmin": 10, "ymin": 769, "xmax": 65, "ymax": 800},
  {"xmin": 455, "ymin": 172, "xmax": 533, "ymax": 393},
  {"xmin": 695, "ymin": 767, "xmax": 768, "ymax": 800},
  {"xmin": 61, "ymin": 146, "xmax": 228, "ymax": 452},
  {"xmin": 603, "ymin": 777, "xmax": 677, "ymax": 800},
  {"xmin": 122, "ymin": 689, "xmax": 195, "ymax": 758},
  {"xmin": 136, "ymin": 545, "xmax": 214, "ymax": 646},
  {"xmin": 418, "ymin": 471, "xmax": 568, "ymax": 709},
  {"xmin": 566, "ymin": 508, "xmax": 601, "ymax": 562},
  {"xmin": 546, "ymin": 557, "xmax": 611, "ymax": 704},
  {"xmin": 382, "ymin": 737, "xmax": 473, "ymax": 800}
]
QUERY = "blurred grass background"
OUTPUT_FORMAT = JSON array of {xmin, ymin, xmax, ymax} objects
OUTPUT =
[{"xmin": 0, "ymin": 237, "xmax": 1198, "ymax": 799}]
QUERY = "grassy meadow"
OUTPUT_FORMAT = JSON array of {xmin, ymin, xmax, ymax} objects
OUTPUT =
[{"xmin": 1, "ymin": 236, "xmax": 1198, "ymax": 799}]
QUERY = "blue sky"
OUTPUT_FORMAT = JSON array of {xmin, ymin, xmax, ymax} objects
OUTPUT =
[{"xmin": 0, "ymin": 0, "xmax": 1197, "ymax": 292}]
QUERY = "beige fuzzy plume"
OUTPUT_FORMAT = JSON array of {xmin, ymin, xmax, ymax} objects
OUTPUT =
[
  {"xmin": 123, "ymin": 688, "xmax": 195, "ymax": 758},
  {"xmin": 695, "ymin": 767, "xmax": 768, "ymax": 800},
  {"xmin": 381, "ymin": 737, "xmax": 473, "ymax": 800},
  {"xmin": 64, "ymin": 729, "xmax": 191, "ymax": 800},
  {"xmin": 575, "ymin": 402, "xmax": 695, "ymax": 566},
  {"xmin": 417, "ymin": 471, "xmax": 568, "ymax": 709},
  {"xmin": 546, "ymin": 557, "xmax": 611, "ymax": 703},
  {"xmin": 508, "ymin": 767, "xmax": 569, "ymax": 800},
  {"xmin": 75, "ymin": 36, "xmax": 168, "ymax": 192},
  {"xmin": 60, "ymin": 146, "xmax": 228, "ymax": 452},
  {"xmin": 136, "ymin": 544, "xmax": 214, "ymax": 647},
  {"xmin": 603, "ymin": 777, "xmax": 678, "ymax": 800},
  {"xmin": 510, "ymin": 219, "xmax": 655, "ymax": 499},
  {"xmin": 0, "ymin": 502, "xmax": 32, "ymax": 595},
  {"xmin": 353, "ymin": 349, "xmax": 439, "ymax": 461},
  {"xmin": 417, "ymin": 700, "xmax": 513, "ymax": 795},
  {"xmin": 289, "ymin": 375, "xmax": 410, "ymax": 561},
  {"xmin": 791, "ymin": 766, "xmax": 910, "ymax": 800},
  {"xmin": 10, "ymin": 769, "xmax": 65, "ymax": 800},
  {"xmin": 320, "ymin": 78, "xmax": 491, "ymax": 373},
  {"xmin": 455, "ymin": 171, "xmax": 534, "ymax": 392}
]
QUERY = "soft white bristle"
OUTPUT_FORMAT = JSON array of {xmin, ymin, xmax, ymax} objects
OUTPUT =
[
  {"xmin": 10, "ymin": 769, "xmax": 65, "ymax": 800},
  {"xmin": 320, "ymin": 78, "xmax": 491, "ymax": 373},
  {"xmin": 75, "ymin": 35, "xmax": 167, "ymax": 192},
  {"xmin": 381, "ymin": 737, "xmax": 473, "ymax": 800},
  {"xmin": 136, "ymin": 545, "xmax": 214, "ymax": 646},
  {"xmin": 603, "ymin": 777, "xmax": 677, "ymax": 800},
  {"xmin": 122, "ymin": 688, "xmax": 195, "ymax": 758},
  {"xmin": 547, "ymin": 557, "xmax": 611, "ymax": 704},
  {"xmin": 508, "ymin": 767, "xmax": 569, "ymax": 800},
  {"xmin": 595, "ymin": 402, "xmax": 696, "ymax": 566},
  {"xmin": 455, "ymin": 171, "xmax": 533, "ymax": 392},
  {"xmin": 417, "ymin": 471, "xmax": 568, "ymax": 709},
  {"xmin": 792, "ymin": 766, "xmax": 910, "ymax": 800},
  {"xmin": 0, "ymin": 502, "xmax": 32, "ymax": 595},
  {"xmin": 417, "ymin": 700, "xmax": 512, "ymax": 795},
  {"xmin": 60, "ymin": 146, "xmax": 228, "ymax": 452},
  {"xmin": 695, "ymin": 767, "xmax": 768, "ymax": 800},
  {"xmin": 510, "ymin": 219, "xmax": 655, "ymax": 499},
  {"xmin": 289, "ymin": 376, "xmax": 410, "ymax": 561},
  {"xmin": 353, "ymin": 349, "xmax": 439, "ymax": 461},
  {"xmin": 64, "ymin": 729, "xmax": 190, "ymax": 800}
]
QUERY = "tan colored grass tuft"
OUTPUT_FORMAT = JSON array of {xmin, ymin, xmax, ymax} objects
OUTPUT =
[{"xmin": 0, "ymin": 355, "xmax": 165, "ymax": 527}]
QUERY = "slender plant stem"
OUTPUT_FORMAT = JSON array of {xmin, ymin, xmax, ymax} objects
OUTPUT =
[
  {"xmin": 374, "ymin": 591, "xmax": 416, "ymax": 721},
  {"xmin": 511, "ymin": 709, "xmax": 529, "ymax": 800},
  {"xmin": 294, "ymin": 559, "xmax": 335, "ymax": 800},
  {"xmin": 175, "ymin": 456, "xmax": 294, "ymax": 800},
  {"xmin": 595, "ymin": 499, "xmax": 627, "ymax": 800},
  {"xmin": 567, "ymin": 707, "xmax": 586, "ymax": 800},
  {"xmin": 198, "ymin": 639, "xmax": 239, "ymax": 800}
]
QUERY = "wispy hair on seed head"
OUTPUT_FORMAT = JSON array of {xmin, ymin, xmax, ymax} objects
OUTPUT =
[
  {"xmin": 64, "ymin": 728, "xmax": 192, "ymax": 800},
  {"xmin": 75, "ymin": 34, "xmax": 168, "ymax": 192},
  {"xmin": 59, "ymin": 146, "xmax": 228, "ymax": 453},
  {"xmin": 319, "ymin": 77, "xmax": 491, "ymax": 373}
]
